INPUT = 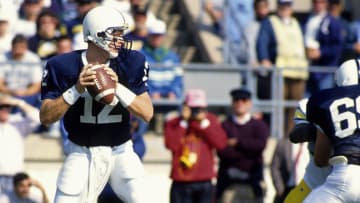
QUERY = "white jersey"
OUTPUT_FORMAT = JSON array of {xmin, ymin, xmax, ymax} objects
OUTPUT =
[{"xmin": 294, "ymin": 98, "xmax": 331, "ymax": 189}]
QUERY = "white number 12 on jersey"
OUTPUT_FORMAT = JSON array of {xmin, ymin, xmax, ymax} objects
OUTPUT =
[{"xmin": 80, "ymin": 96, "xmax": 122, "ymax": 124}]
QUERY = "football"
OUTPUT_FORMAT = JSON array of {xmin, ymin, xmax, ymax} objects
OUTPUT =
[{"xmin": 87, "ymin": 64, "xmax": 116, "ymax": 105}]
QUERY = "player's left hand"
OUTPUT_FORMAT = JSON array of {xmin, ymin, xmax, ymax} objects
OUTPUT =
[{"xmin": 104, "ymin": 66, "xmax": 118, "ymax": 83}]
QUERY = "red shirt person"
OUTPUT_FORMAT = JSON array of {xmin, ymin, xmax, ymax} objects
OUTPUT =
[{"xmin": 164, "ymin": 89, "xmax": 227, "ymax": 203}]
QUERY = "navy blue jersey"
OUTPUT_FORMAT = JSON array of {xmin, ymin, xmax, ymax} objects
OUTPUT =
[
  {"xmin": 307, "ymin": 85, "xmax": 360, "ymax": 159},
  {"xmin": 41, "ymin": 49, "xmax": 149, "ymax": 147}
]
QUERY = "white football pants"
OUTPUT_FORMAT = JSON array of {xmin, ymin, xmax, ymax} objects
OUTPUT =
[
  {"xmin": 304, "ymin": 158, "xmax": 360, "ymax": 203},
  {"xmin": 54, "ymin": 140, "xmax": 145, "ymax": 203}
]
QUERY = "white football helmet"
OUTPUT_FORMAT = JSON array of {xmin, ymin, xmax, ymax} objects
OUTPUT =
[
  {"xmin": 335, "ymin": 59, "xmax": 360, "ymax": 87},
  {"xmin": 83, "ymin": 6, "xmax": 131, "ymax": 58}
]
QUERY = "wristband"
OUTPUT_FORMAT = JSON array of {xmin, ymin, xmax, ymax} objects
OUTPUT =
[
  {"xmin": 115, "ymin": 83, "xmax": 136, "ymax": 107},
  {"xmin": 62, "ymin": 85, "xmax": 81, "ymax": 105},
  {"xmin": 109, "ymin": 97, "xmax": 119, "ymax": 106}
]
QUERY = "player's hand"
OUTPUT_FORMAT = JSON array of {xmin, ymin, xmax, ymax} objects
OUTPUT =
[
  {"xmin": 104, "ymin": 66, "xmax": 118, "ymax": 83},
  {"xmin": 76, "ymin": 64, "xmax": 96, "ymax": 93}
]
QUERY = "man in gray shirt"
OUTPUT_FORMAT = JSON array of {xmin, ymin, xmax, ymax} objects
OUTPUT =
[{"xmin": 0, "ymin": 172, "xmax": 49, "ymax": 203}]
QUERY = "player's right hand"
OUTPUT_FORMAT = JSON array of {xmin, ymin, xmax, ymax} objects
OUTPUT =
[{"xmin": 76, "ymin": 64, "xmax": 96, "ymax": 93}]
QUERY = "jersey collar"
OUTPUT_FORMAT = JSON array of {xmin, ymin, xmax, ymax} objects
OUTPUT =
[{"xmin": 81, "ymin": 51, "xmax": 110, "ymax": 67}]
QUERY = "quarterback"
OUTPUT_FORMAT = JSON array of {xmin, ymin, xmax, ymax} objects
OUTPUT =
[{"xmin": 40, "ymin": 6, "xmax": 153, "ymax": 203}]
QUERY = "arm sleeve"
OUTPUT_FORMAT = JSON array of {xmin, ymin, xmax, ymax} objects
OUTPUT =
[
  {"xmin": 40, "ymin": 61, "xmax": 63, "ymax": 100},
  {"xmin": 289, "ymin": 122, "xmax": 317, "ymax": 143},
  {"xmin": 256, "ymin": 19, "xmax": 274, "ymax": 62},
  {"xmin": 164, "ymin": 118, "xmax": 187, "ymax": 153},
  {"xmin": 127, "ymin": 53, "xmax": 149, "ymax": 95}
]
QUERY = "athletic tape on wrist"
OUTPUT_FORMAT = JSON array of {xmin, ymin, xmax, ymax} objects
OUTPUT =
[
  {"xmin": 109, "ymin": 97, "xmax": 119, "ymax": 106},
  {"xmin": 62, "ymin": 86, "xmax": 81, "ymax": 105},
  {"xmin": 115, "ymin": 83, "xmax": 136, "ymax": 107}
]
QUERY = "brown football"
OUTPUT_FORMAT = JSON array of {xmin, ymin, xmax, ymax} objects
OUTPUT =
[{"xmin": 87, "ymin": 64, "xmax": 116, "ymax": 105}]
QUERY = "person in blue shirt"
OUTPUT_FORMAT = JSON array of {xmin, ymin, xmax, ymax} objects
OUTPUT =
[
  {"xmin": 305, "ymin": 0, "xmax": 344, "ymax": 95},
  {"xmin": 140, "ymin": 20, "xmax": 183, "ymax": 101}
]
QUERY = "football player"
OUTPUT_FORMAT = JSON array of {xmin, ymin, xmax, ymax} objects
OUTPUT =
[
  {"xmin": 283, "ymin": 98, "xmax": 331, "ymax": 203},
  {"xmin": 39, "ymin": 6, "xmax": 153, "ymax": 203},
  {"xmin": 303, "ymin": 59, "xmax": 360, "ymax": 202}
]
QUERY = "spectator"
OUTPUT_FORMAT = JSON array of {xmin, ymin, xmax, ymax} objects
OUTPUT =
[
  {"xmin": 271, "ymin": 137, "xmax": 309, "ymax": 203},
  {"xmin": 15, "ymin": 0, "xmax": 43, "ymax": 38},
  {"xmin": 0, "ymin": 8, "xmax": 14, "ymax": 55},
  {"xmin": 245, "ymin": 0, "xmax": 270, "ymax": 66},
  {"xmin": 125, "ymin": 3, "xmax": 149, "ymax": 50},
  {"xmin": 0, "ymin": 95, "xmax": 40, "ymax": 195},
  {"xmin": 28, "ymin": 9, "xmax": 63, "ymax": 60},
  {"xmin": 141, "ymin": 20, "xmax": 183, "ymax": 100},
  {"xmin": 127, "ymin": 0, "xmax": 158, "ymax": 29},
  {"xmin": 256, "ymin": 0, "xmax": 308, "ymax": 135},
  {"xmin": 55, "ymin": 35, "xmax": 73, "ymax": 55},
  {"xmin": 304, "ymin": 0, "xmax": 328, "ymax": 53},
  {"xmin": 0, "ymin": 172, "xmax": 49, "ymax": 203},
  {"xmin": 164, "ymin": 89, "xmax": 227, "ymax": 203},
  {"xmin": 328, "ymin": 0, "xmax": 356, "ymax": 62},
  {"xmin": 65, "ymin": 0, "xmax": 99, "ymax": 50},
  {"xmin": 305, "ymin": 0, "xmax": 344, "ymax": 95},
  {"xmin": 0, "ymin": 34, "xmax": 42, "ymax": 109},
  {"xmin": 204, "ymin": 0, "xmax": 224, "ymax": 35},
  {"xmin": 58, "ymin": 0, "xmax": 78, "ymax": 22},
  {"xmin": 205, "ymin": 0, "xmax": 254, "ymax": 64},
  {"xmin": 216, "ymin": 88, "xmax": 269, "ymax": 203}
]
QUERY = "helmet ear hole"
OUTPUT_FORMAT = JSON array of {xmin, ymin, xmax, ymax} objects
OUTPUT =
[{"xmin": 97, "ymin": 32, "xmax": 106, "ymax": 38}]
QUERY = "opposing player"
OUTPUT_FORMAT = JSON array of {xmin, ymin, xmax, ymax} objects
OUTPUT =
[
  {"xmin": 39, "ymin": 6, "xmax": 153, "ymax": 203},
  {"xmin": 303, "ymin": 59, "xmax": 360, "ymax": 202},
  {"xmin": 283, "ymin": 98, "xmax": 331, "ymax": 203}
]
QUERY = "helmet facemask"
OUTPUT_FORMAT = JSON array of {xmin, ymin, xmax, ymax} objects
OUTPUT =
[{"xmin": 89, "ymin": 26, "xmax": 132, "ymax": 58}]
